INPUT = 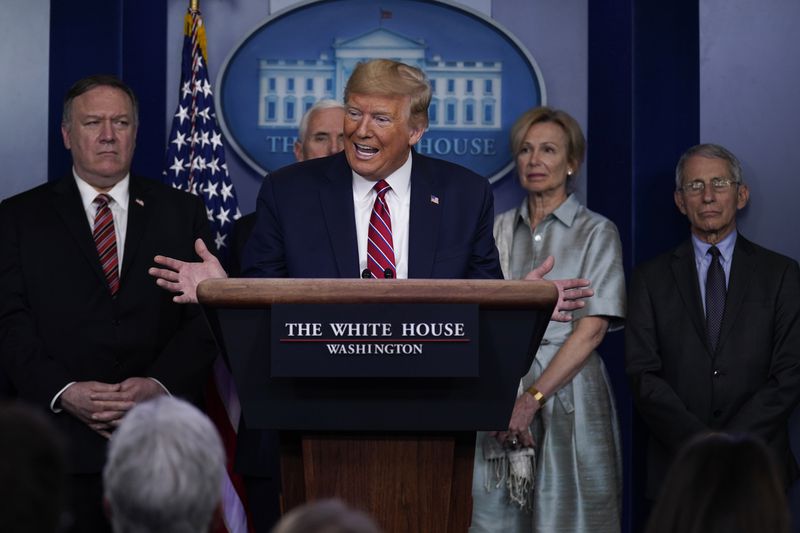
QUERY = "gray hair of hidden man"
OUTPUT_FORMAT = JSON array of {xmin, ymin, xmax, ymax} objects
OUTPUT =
[
  {"xmin": 675, "ymin": 143, "xmax": 744, "ymax": 189},
  {"xmin": 62, "ymin": 74, "xmax": 140, "ymax": 127},
  {"xmin": 103, "ymin": 396, "xmax": 224, "ymax": 533},
  {"xmin": 297, "ymin": 98, "xmax": 346, "ymax": 142}
]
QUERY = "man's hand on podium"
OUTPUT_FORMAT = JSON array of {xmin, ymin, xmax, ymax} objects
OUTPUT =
[{"xmin": 525, "ymin": 255, "xmax": 593, "ymax": 322}]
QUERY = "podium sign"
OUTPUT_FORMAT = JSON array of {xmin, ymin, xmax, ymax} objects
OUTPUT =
[
  {"xmin": 198, "ymin": 278, "xmax": 555, "ymax": 432},
  {"xmin": 271, "ymin": 303, "xmax": 479, "ymax": 377}
]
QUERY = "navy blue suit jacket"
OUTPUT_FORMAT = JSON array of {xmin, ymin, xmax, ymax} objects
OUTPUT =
[{"xmin": 242, "ymin": 151, "xmax": 502, "ymax": 280}]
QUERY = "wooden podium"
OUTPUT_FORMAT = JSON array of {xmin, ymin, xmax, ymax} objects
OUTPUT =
[{"xmin": 198, "ymin": 279, "xmax": 556, "ymax": 533}]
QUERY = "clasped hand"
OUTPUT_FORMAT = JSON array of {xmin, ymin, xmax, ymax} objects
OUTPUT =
[{"xmin": 59, "ymin": 377, "xmax": 165, "ymax": 438}]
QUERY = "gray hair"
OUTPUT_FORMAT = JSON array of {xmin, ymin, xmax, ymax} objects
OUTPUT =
[
  {"xmin": 297, "ymin": 98, "xmax": 345, "ymax": 142},
  {"xmin": 62, "ymin": 74, "xmax": 140, "ymax": 128},
  {"xmin": 271, "ymin": 499, "xmax": 382, "ymax": 533},
  {"xmin": 675, "ymin": 143, "xmax": 743, "ymax": 189},
  {"xmin": 103, "ymin": 396, "xmax": 224, "ymax": 533}
]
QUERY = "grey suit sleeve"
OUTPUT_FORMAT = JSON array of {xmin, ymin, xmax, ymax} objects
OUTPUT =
[{"xmin": 625, "ymin": 267, "xmax": 708, "ymax": 450}]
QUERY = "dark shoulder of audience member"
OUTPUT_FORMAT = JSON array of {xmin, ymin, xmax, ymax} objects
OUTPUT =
[
  {"xmin": 645, "ymin": 432, "xmax": 789, "ymax": 533},
  {"xmin": 0, "ymin": 402, "xmax": 67, "ymax": 533},
  {"xmin": 271, "ymin": 499, "xmax": 382, "ymax": 533}
]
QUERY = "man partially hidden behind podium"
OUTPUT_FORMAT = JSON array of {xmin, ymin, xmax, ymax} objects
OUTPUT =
[
  {"xmin": 0, "ymin": 75, "xmax": 216, "ymax": 532},
  {"xmin": 625, "ymin": 143, "xmax": 800, "ymax": 501}
]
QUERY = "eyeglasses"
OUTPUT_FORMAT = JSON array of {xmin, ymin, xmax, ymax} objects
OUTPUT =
[{"xmin": 678, "ymin": 177, "xmax": 739, "ymax": 195}]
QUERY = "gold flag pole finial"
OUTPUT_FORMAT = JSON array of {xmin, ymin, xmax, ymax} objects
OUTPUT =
[{"xmin": 190, "ymin": 0, "xmax": 199, "ymax": 12}]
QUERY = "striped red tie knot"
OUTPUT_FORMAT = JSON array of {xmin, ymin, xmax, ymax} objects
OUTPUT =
[
  {"xmin": 374, "ymin": 179, "xmax": 391, "ymax": 197},
  {"xmin": 95, "ymin": 193, "xmax": 111, "ymax": 207}
]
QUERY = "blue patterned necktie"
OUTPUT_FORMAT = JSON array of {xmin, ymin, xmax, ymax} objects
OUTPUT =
[{"xmin": 705, "ymin": 246, "xmax": 726, "ymax": 352}]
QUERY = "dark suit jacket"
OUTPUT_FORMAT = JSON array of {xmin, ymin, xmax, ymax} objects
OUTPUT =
[
  {"xmin": 625, "ymin": 235, "xmax": 800, "ymax": 497},
  {"xmin": 229, "ymin": 212, "xmax": 256, "ymax": 277},
  {"xmin": 0, "ymin": 175, "xmax": 217, "ymax": 473},
  {"xmin": 242, "ymin": 151, "xmax": 502, "ymax": 280}
]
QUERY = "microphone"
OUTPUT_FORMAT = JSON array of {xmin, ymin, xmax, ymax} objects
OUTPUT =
[
  {"xmin": 361, "ymin": 268, "xmax": 372, "ymax": 279},
  {"xmin": 383, "ymin": 268, "xmax": 394, "ymax": 279}
]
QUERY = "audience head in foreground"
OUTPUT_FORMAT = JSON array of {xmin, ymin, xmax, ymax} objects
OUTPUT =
[
  {"xmin": 103, "ymin": 396, "xmax": 224, "ymax": 533},
  {"xmin": 271, "ymin": 499, "xmax": 382, "ymax": 533},
  {"xmin": 0, "ymin": 403, "xmax": 67, "ymax": 533},
  {"xmin": 645, "ymin": 432, "xmax": 789, "ymax": 533}
]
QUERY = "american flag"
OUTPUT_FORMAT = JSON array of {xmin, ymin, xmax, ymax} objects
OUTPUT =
[
  {"xmin": 163, "ymin": 7, "xmax": 241, "ymax": 263},
  {"xmin": 163, "ymin": 8, "xmax": 250, "ymax": 533}
]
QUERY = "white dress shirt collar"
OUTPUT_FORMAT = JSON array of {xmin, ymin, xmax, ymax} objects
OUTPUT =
[
  {"xmin": 351, "ymin": 151, "xmax": 412, "ymax": 202},
  {"xmin": 73, "ymin": 169, "xmax": 131, "ymax": 213}
]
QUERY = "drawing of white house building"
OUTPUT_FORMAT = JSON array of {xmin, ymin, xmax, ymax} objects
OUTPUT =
[{"xmin": 257, "ymin": 28, "xmax": 502, "ymax": 131}]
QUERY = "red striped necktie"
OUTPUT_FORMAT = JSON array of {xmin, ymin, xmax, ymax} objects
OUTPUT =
[
  {"xmin": 367, "ymin": 180, "xmax": 396, "ymax": 279},
  {"xmin": 93, "ymin": 194, "xmax": 120, "ymax": 296}
]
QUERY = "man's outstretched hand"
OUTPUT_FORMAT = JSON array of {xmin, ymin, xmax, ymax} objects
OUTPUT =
[
  {"xmin": 149, "ymin": 238, "xmax": 227, "ymax": 304},
  {"xmin": 525, "ymin": 255, "xmax": 593, "ymax": 322}
]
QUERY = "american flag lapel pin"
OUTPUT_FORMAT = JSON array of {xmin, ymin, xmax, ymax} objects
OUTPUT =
[
  {"xmin": 135, "ymin": 198, "xmax": 144, "ymax": 207},
  {"xmin": 430, "ymin": 195, "xmax": 439, "ymax": 205}
]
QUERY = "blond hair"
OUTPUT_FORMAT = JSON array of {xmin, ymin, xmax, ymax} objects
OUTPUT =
[
  {"xmin": 510, "ymin": 106, "xmax": 585, "ymax": 174},
  {"xmin": 344, "ymin": 59, "xmax": 431, "ymax": 130}
]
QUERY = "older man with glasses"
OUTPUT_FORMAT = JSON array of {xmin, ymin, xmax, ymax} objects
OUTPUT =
[{"xmin": 625, "ymin": 143, "xmax": 800, "ymax": 504}]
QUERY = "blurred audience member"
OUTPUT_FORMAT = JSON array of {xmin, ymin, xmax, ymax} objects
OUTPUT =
[
  {"xmin": 271, "ymin": 499, "xmax": 382, "ymax": 533},
  {"xmin": 0, "ymin": 402, "xmax": 67, "ymax": 533},
  {"xmin": 645, "ymin": 432, "xmax": 789, "ymax": 533},
  {"xmin": 103, "ymin": 396, "xmax": 224, "ymax": 533}
]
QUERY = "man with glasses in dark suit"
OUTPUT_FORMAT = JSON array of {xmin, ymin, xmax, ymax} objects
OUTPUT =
[{"xmin": 626, "ymin": 143, "xmax": 800, "ymax": 501}]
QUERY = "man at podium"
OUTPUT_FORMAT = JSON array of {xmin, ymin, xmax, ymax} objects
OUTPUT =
[
  {"xmin": 149, "ymin": 59, "xmax": 589, "ymax": 319},
  {"xmin": 149, "ymin": 58, "xmax": 592, "ymax": 533}
]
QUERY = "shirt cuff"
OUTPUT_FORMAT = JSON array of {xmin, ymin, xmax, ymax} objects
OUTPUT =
[{"xmin": 51, "ymin": 382, "xmax": 77, "ymax": 413}]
